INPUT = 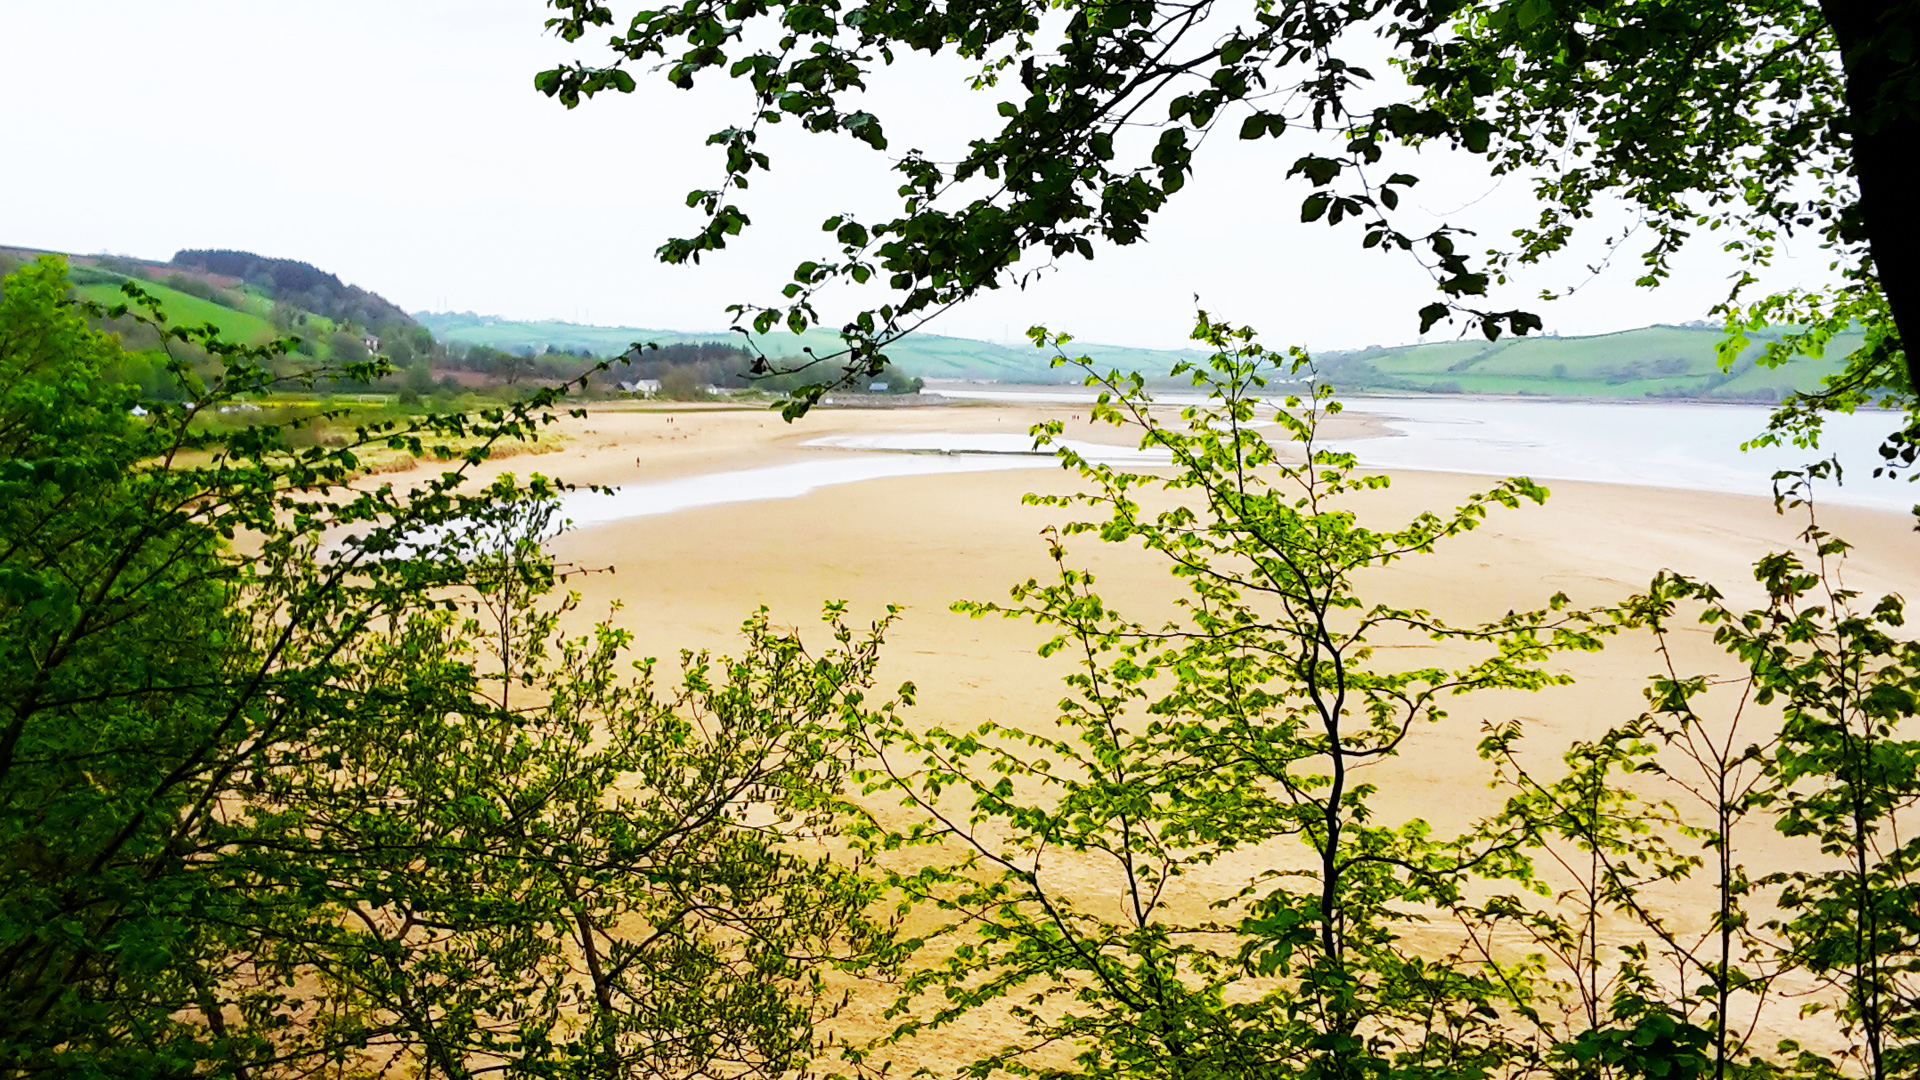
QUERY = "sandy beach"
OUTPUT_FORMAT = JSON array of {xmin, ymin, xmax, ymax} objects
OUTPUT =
[
  {"xmin": 405, "ymin": 396, "xmax": 1919, "ymax": 1066},
  {"xmin": 490, "ymin": 397, "xmax": 1915, "ymax": 694}
]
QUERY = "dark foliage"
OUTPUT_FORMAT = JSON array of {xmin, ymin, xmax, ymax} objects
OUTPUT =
[
  {"xmin": 447, "ymin": 340, "xmax": 859, "ymax": 394},
  {"xmin": 614, "ymin": 341, "xmax": 758, "ymax": 385},
  {"xmin": 0, "ymin": 255, "xmax": 890, "ymax": 1077},
  {"xmin": 172, "ymin": 249, "xmax": 415, "ymax": 332}
]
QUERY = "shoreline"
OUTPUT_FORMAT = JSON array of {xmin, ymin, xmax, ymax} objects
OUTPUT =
[
  {"xmin": 374, "ymin": 396, "xmax": 1912, "ymax": 522},
  {"xmin": 409, "ymin": 397, "xmax": 1395, "ymax": 493}
]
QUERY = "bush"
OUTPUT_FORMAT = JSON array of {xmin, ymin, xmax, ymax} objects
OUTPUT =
[
  {"xmin": 657, "ymin": 364, "xmax": 708, "ymax": 400},
  {"xmin": 66, "ymin": 264, "xmax": 126, "ymax": 287},
  {"xmin": 329, "ymin": 330, "xmax": 368, "ymax": 366},
  {"xmin": 404, "ymin": 360, "xmax": 435, "ymax": 395},
  {"xmin": 2, "ymin": 256, "xmax": 891, "ymax": 1077},
  {"xmin": 92, "ymin": 254, "xmax": 150, "ymax": 279}
]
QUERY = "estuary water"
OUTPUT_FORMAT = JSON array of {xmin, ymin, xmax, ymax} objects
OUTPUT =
[
  {"xmin": 1325, "ymin": 396, "xmax": 1912, "ymax": 511},
  {"xmin": 933, "ymin": 388, "xmax": 1916, "ymax": 512},
  {"xmin": 554, "ymin": 392, "xmax": 1914, "ymax": 528}
]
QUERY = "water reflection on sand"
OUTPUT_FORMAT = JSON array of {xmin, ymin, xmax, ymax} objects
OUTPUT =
[{"xmin": 557, "ymin": 450, "xmax": 1044, "ymax": 528}]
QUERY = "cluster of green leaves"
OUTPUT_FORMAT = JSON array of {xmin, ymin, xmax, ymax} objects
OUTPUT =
[
  {"xmin": 536, "ymin": 0, "xmax": 1910, "ymax": 414},
  {"xmin": 226, "ymin": 518, "xmax": 898, "ymax": 1077},
  {"xmin": 1641, "ymin": 516, "xmax": 1919, "ymax": 1080},
  {"xmin": 1713, "ymin": 283, "xmax": 1919, "ymax": 519},
  {"xmin": 1481, "ymin": 499, "xmax": 1920, "ymax": 1080},
  {"xmin": 0, "ymin": 256, "xmax": 893, "ymax": 1077}
]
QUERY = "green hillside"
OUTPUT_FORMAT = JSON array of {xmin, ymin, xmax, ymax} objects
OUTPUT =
[
  {"xmin": 3, "ymin": 246, "xmax": 369, "ymax": 356},
  {"xmin": 1322, "ymin": 324, "xmax": 1859, "ymax": 401},
  {"xmin": 417, "ymin": 313, "xmax": 1858, "ymax": 402},
  {"xmin": 414, "ymin": 312, "xmax": 1206, "ymax": 383},
  {"xmin": 72, "ymin": 276, "xmax": 280, "ymax": 346}
]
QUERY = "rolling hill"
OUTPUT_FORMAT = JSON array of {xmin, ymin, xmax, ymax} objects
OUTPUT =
[
  {"xmin": 412, "ymin": 311, "xmax": 1208, "ymax": 384},
  {"xmin": 172, "ymin": 249, "xmax": 414, "ymax": 330},
  {"xmin": 3, "ymin": 244, "xmax": 414, "ymax": 341},
  {"xmin": 2, "ymin": 241, "xmax": 1860, "ymax": 403},
  {"xmin": 0, "ymin": 246, "xmax": 422, "ymax": 397},
  {"xmin": 416, "ymin": 311, "xmax": 1856, "ymax": 402},
  {"xmin": 67, "ymin": 270, "xmax": 281, "ymax": 345},
  {"xmin": 1319, "ymin": 324, "xmax": 1859, "ymax": 401}
]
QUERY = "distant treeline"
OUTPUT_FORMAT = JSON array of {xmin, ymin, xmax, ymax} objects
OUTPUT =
[
  {"xmin": 610, "ymin": 342, "xmax": 922, "ymax": 394},
  {"xmin": 445, "ymin": 340, "xmax": 922, "ymax": 396},
  {"xmin": 172, "ymin": 249, "xmax": 415, "ymax": 330},
  {"xmin": 616, "ymin": 343, "xmax": 792, "ymax": 390}
]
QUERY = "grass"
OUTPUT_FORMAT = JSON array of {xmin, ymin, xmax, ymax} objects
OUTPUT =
[
  {"xmin": 182, "ymin": 392, "xmax": 570, "ymax": 480},
  {"xmin": 76, "ymin": 279, "xmax": 279, "ymax": 346},
  {"xmin": 1346, "ymin": 340, "xmax": 1486, "ymax": 374}
]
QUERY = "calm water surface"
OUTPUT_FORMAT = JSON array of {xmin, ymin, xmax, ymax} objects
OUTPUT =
[
  {"xmin": 932, "ymin": 388, "xmax": 1914, "ymax": 511},
  {"xmin": 1327, "ymin": 396, "xmax": 1910, "ymax": 510}
]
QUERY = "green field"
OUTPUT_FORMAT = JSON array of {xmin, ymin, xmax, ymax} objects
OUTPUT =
[
  {"xmin": 1325, "ymin": 324, "xmax": 1859, "ymax": 401},
  {"xmin": 75, "ymin": 279, "xmax": 280, "ymax": 346}
]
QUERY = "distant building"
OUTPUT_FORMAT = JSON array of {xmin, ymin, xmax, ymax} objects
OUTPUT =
[
  {"xmin": 618, "ymin": 379, "xmax": 661, "ymax": 394},
  {"xmin": 361, "ymin": 332, "xmax": 380, "ymax": 354},
  {"xmin": 868, "ymin": 381, "xmax": 889, "ymax": 392}
]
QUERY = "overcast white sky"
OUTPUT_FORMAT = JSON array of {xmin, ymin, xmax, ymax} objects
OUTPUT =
[{"xmin": 0, "ymin": 1, "xmax": 1837, "ymax": 351}]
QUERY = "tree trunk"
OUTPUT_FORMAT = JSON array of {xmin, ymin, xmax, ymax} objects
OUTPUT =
[{"xmin": 1821, "ymin": 0, "xmax": 1920, "ymax": 391}]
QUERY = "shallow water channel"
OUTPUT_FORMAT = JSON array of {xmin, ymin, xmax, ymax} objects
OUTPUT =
[{"xmin": 553, "ymin": 435, "xmax": 1161, "ymax": 528}]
